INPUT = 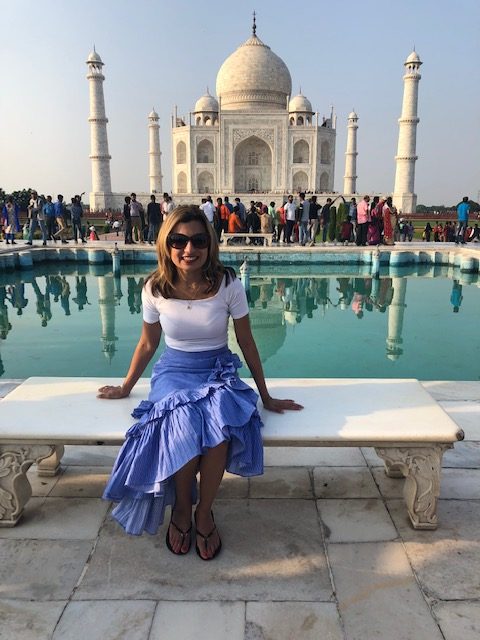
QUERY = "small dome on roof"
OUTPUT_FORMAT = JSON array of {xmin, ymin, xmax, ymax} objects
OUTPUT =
[
  {"xmin": 405, "ymin": 50, "xmax": 421, "ymax": 64},
  {"xmin": 348, "ymin": 110, "xmax": 358, "ymax": 119},
  {"xmin": 87, "ymin": 49, "xmax": 103, "ymax": 64},
  {"xmin": 288, "ymin": 92, "xmax": 313, "ymax": 113},
  {"xmin": 148, "ymin": 108, "xmax": 159, "ymax": 119},
  {"xmin": 194, "ymin": 91, "xmax": 219, "ymax": 113}
]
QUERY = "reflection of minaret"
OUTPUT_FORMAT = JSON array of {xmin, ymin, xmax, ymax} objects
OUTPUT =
[
  {"xmin": 393, "ymin": 51, "xmax": 422, "ymax": 214},
  {"xmin": 86, "ymin": 48, "xmax": 112, "ymax": 212},
  {"xmin": 148, "ymin": 109, "xmax": 163, "ymax": 193},
  {"xmin": 386, "ymin": 278, "xmax": 407, "ymax": 360},
  {"xmin": 97, "ymin": 276, "xmax": 118, "ymax": 361},
  {"xmin": 343, "ymin": 110, "xmax": 358, "ymax": 195}
]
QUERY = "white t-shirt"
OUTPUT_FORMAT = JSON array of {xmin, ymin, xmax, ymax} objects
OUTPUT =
[
  {"xmin": 142, "ymin": 275, "xmax": 249, "ymax": 352},
  {"xmin": 200, "ymin": 201, "xmax": 215, "ymax": 223},
  {"xmin": 284, "ymin": 201, "xmax": 297, "ymax": 221}
]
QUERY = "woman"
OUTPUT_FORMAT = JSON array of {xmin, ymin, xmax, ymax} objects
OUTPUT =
[
  {"xmin": 99, "ymin": 205, "xmax": 302, "ymax": 560},
  {"xmin": 382, "ymin": 197, "xmax": 395, "ymax": 246},
  {"xmin": 2, "ymin": 196, "xmax": 20, "ymax": 244}
]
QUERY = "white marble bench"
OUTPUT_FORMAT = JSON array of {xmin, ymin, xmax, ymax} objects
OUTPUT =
[
  {"xmin": 0, "ymin": 377, "xmax": 464, "ymax": 530},
  {"xmin": 222, "ymin": 232, "xmax": 273, "ymax": 246}
]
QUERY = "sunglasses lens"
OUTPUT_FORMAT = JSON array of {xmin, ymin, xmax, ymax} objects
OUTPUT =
[
  {"xmin": 191, "ymin": 233, "xmax": 209, "ymax": 248},
  {"xmin": 167, "ymin": 234, "xmax": 188, "ymax": 249},
  {"xmin": 167, "ymin": 233, "xmax": 209, "ymax": 249}
]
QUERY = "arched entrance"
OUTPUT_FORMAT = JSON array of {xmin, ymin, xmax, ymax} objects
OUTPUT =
[
  {"xmin": 234, "ymin": 136, "xmax": 272, "ymax": 192},
  {"xmin": 292, "ymin": 171, "xmax": 308, "ymax": 192}
]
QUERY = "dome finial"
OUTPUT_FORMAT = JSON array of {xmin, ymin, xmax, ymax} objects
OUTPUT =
[{"xmin": 252, "ymin": 10, "xmax": 257, "ymax": 36}]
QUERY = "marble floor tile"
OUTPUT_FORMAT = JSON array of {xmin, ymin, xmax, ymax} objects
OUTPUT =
[
  {"xmin": 0, "ymin": 497, "xmax": 109, "ymax": 540},
  {"xmin": 318, "ymin": 499, "xmax": 398, "ymax": 543},
  {"xmin": 62, "ymin": 445, "xmax": 120, "ymax": 466},
  {"xmin": 433, "ymin": 601, "xmax": 480, "ymax": 640},
  {"xmin": 371, "ymin": 468, "xmax": 404, "ymax": 499},
  {"xmin": 49, "ymin": 466, "xmax": 111, "ymax": 498},
  {"xmin": 439, "ymin": 468, "xmax": 480, "ymax": 499},
  {"xmin": 249, "ymin": 467, "xmax": 312, "ymax": 498},
  {"xmin": 75, "ymin": 499, "xmax": 332, "ymax": 602},
  {"xmin": 360, "ymin": 447, "xmax": 383, "ymax": 467},
  {"xmin": 0, "ymin": 599, "xmax": 66, "ymax": 640},
  {"xmin": 439, "ymin": 401, "xmax": 480, "ymax": 440},
  {"xmin": 328, "ymin": 542, "xmax": 443, "ymax": 640},
  {"xmin": 245, "ymin": 602, "xmax": 343, "ymax": 640},
  {"xmin": 27, "ymin": 467, "xmax": 63, "ymax": 497},
  {"xmin": 264, "ymin": 446, "xmax": 366, "ymax": 467},
  {"xmin": 217, "ymin": 471, "xmax": 248, "ymax": 499},
  {"xmin": 422, "ymin": 380, "xmax": 480, "ymax": 402},
  {"xmin": 52, "ymin": 600, "xmax": 157, "ymax": 640},
  {"xmin": 0, "ymin": 539, "xmax": 93, "ymax": 600},
  {"xmin": 314, "ymin": 467, "xmax": 381, "ymax": 499},
  {"xmin": 151, "ymin": 602, "xmax": 245, "ymax": 640},
  {"xmin": 442, "ymin": 440, "xmax": 480, "ymax": 468},
  {"xmin": 387, "ymin": 499, "xmax": 480, "ymax": 600}
]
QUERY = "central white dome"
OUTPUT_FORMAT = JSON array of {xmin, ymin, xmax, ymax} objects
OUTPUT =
[{"xmin": 216, "ymin": 33, "xmax": 292, "ymax": 111}]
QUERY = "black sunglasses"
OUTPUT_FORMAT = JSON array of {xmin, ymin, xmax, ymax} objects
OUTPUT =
[{"xmin": 167, "ymin": 232, "xmax": 210, "ymax": 249}]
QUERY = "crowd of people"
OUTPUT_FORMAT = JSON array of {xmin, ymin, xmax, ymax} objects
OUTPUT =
[
  {"xmin": 0, "ymin": 190, "xmax": 90, "ymax": 245},
  {"xmin": 2, "ymin": 189, "xmax": 477, "ymax": 248}
]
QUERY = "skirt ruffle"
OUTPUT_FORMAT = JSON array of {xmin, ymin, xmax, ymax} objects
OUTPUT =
[{"xmin": 103, "ymin": 347, "xmax": 263, "ymax": 535}]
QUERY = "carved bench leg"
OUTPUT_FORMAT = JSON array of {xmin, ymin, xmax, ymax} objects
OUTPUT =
[
  {"xmin": 36, "ymin": 444, "xmax": 64, "ymax": 477},
  {"xmin": 0, "ymin": 444, "xmax": 55, "ymax": 527},
  {"xmin": 375, "ymin": 445, "xmax": 451, "ymax": 530}
]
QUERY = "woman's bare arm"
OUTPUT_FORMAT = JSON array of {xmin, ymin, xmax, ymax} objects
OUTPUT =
[
  {"xmin": 98, "ymin": 321, "xmax": 162, "ymax": 399},
  {"xmin": 233, "ymin": 315, "xmax": 303, "ymax": 414}
]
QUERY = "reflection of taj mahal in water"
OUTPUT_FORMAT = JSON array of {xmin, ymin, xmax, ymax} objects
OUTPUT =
[
  {"xmin": 0, "ymin": 273, "xmax": 409, "ymax": 376},
  {"xmin": 87, "ymin": 14, "xmax": 422, "ymax": 214}
]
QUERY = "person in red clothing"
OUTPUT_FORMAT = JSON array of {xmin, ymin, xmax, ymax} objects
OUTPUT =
[
  {"xmin": 227, "ymin": 206, "xmax": 244, "ymax": 244},
  {"xmin": 216, "ymin": 198, "xmax": 230, "ymax": 241}
]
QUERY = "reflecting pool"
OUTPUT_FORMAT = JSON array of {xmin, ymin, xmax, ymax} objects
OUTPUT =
[{"xmin": 0, "ymin": 263, "xmax": 479, "ymax": 380}]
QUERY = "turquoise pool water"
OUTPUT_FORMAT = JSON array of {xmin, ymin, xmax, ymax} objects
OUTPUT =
[{"xmin": 1, "ymin": 263, "xmax": 479, "ymax": 380}]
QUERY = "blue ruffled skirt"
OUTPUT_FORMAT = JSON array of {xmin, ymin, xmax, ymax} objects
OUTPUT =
[{"xmin": 103, "ymin": 346, "xmax": 264, "ymax": 535}]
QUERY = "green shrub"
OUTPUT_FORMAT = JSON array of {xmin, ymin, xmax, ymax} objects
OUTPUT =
[{"xmin": 327, "ymin": 206, "xmax": 337, "ymax": 242}]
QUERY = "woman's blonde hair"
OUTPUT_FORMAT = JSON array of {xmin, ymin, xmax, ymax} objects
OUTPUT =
[{"xmin": 147, "ymin": 204, "xmax": 229, "ymax": 298}]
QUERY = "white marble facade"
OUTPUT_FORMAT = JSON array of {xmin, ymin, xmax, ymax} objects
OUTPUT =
[{"xmin": 172, "ymin": 26, "xmax": 336, "ymax": 201}]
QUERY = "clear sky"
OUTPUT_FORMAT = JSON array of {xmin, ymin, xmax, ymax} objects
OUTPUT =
[{"xmin": 1, "ymin": 0, "xmax": 479, "ymax": 206}]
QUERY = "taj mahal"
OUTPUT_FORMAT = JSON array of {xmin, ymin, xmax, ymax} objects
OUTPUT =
[{"xmin": 86, "ymin": 16, "xmax": 422, "ymax": 214}]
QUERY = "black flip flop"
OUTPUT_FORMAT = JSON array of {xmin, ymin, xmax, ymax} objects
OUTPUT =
[
  {"xmin": 165, "ymin": 519, "xmax": 192, "ymax": 555},
  {"xmin": 195, "ymin": 511, "xmax": 222, "ymax": 561}
]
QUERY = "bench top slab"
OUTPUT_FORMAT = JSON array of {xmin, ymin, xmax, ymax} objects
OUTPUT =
[{"xmin": 0, "ymin": 377, "xmax": 463, "ymax": 446}]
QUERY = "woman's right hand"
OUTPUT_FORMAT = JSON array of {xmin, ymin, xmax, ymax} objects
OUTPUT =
[{"xmin": 97, "ymin": 385, "xmax": 130, "ymax": 400}]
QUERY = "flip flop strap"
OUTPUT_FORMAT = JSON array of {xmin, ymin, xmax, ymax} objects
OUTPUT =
[
  {"xmin": 196, "ymin": 525, "xmax": 217, "ymax": 542},
  {"xmin": 170, "ymin": 520, "xmax": 192, "ymax": 540}
]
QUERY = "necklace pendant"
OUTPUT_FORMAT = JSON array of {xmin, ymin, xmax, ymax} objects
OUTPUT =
[{"xmin": 187, "ymin": 301, "xmax": 192, "ymax": 309}]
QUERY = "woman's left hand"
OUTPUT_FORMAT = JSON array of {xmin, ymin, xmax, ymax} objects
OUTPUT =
[{"xmin": 262, "ymin": 397, "xmax": 304, "ymax": 414}]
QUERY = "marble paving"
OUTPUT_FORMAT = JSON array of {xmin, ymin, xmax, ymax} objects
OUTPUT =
[{"xmin": 0, "ymin": 380, "xmax": 479, "ymax": 639}]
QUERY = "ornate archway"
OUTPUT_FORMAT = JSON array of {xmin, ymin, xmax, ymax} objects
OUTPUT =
[
  {"xmin": 197, "ymin": 139, "xmax": 214, "ymax": 163},
  {"xmin": 197, "ymin": 171, "xmax": 214, "ymax": 193},
  {"xmin": 234, "ymin": 136, "xmax": 272, "ymax": 192},
  {"xmin": 292, "ymin": 171, "xmax": 308, "ymax": 192}
]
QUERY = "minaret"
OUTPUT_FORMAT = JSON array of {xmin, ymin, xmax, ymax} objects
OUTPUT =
[
  {"xmin": 393, "ymin": 51, "xmax": 422, "ymax": 214},
  {"xmin": 148, "ymin": 109, "xmax": 163, "ymax": 194},
  {"xmin": 97, "ymin": 276, "xmax": 118, "ymax": 361},
  {"xmin": 343, "ymin": 110, "xmax": 358, "ymax": 195},
  {"xmin": 386, "ymin": 278, "xmax": 407, "ymax": 360},
  {"xmin": 86, "ymin": 48, "xmax": 112, "ymax": 211}
]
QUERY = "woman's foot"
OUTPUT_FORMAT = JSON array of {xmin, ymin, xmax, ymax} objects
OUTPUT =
[
  {"xmin": 166, "ymin": 509, "xmax": 192, "ymax": 555},
  {"xmin": 195, "ymin": 510, "xmax": 222, "ymax": 560}
]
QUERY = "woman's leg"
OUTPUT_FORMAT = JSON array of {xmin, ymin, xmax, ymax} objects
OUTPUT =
[
  {"xmin": 196, "ymin": 441, "xmax": 228, "ymax": 559},
  {"xmin": 168, "ymin": 455, "xmax": 199, "ymax": 553}
]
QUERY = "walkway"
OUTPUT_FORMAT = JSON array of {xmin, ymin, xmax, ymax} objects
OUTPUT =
[{"xmin": 0, "ymin": 379, "xmax": 479, "ymax": 639}]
